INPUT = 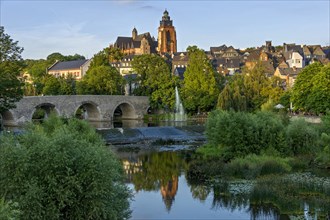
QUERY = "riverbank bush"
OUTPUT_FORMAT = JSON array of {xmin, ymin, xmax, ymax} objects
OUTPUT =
[
  {"xmin": 223, "ymin": 154, "xmax": 292, "ymax": 179},
  {"xmin": 205, "ymin": 110, "xmax": 324, "ymax": 160},
  {"xmin": 0, "ymin": 198, "xmax": 20, "ymax": 220},
  {"xmin": 286, "ymin": 118, "xmax": 319, "ymax": 156},
  {"xmin": 206, "ymin": 110, "xmax": 286, "ymax": 160},
  {"xmin": 0, "ymin": 116, "xmax": 131, "ymax": 220}
]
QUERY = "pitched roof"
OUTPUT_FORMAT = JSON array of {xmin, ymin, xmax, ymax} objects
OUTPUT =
[
  {"xmin": 245, "ymin": 49, "xmax": 261, "ymax": 62},
  {"xmin": 284, "ymin": 43, "xmax": 303, "ymax": 54},
  {"xmin": 48, "ymin": 60, "xmax": 89, "ymax": 71},
  {"xmin": 114, "ymin": 32, "xmax": 155, "ymax": 50},
  {"xmin": 215, "ymin": 58, "xmax": 240, "ymax": 69},
  {"xmin": 172, "ymin": 52, "xmax": 188, "ymax": 62},
  {"xmin": 277, "ymin": 67, "xmax": 302, "ymax": 76},
  {"xmin": 278, "ymin": 60, "xmax": 289, "ymax": 68}
]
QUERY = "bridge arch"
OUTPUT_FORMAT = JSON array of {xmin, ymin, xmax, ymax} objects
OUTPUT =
[
  {"xmin": 1, "ymin": 110, "xmax": 16, "ymax": 126},
  {"xmin": 9, "ymin": 95, "xmax": 150, "ymax": 125},
  {"xmin": 75, "ymin": 101, "xmax": 101, "ymax": 121},
  {"xmin": 31, "ymin": 103, "xmax": 60, "ymax": 121},
  {"xmin": 112, "ymin": 102, "xmax": 136, "ymax": 120}
]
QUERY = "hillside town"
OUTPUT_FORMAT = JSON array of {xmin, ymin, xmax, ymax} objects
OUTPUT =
[
  {"xmin": 1, "ymin": 5, "xmax": 330, "ymax": 220},
  {"xmin": 41, "ymin": 10, "xmax": 330, "ymax": 95}
]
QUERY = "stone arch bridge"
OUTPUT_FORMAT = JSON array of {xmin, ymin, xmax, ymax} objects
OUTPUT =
[{"xmin": 1, "ymin": 95, "xmax": 150, "ymax": 126}]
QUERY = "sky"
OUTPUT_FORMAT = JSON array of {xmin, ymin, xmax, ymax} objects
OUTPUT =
[{"xmin": 1, "ymin": 0, "xmax": 329, "ymax": 59}]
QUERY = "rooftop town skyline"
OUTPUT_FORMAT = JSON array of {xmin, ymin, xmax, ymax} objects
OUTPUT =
[{"xmin": 1, "ymin": 1, "xmax": 329, "ymax": 59}]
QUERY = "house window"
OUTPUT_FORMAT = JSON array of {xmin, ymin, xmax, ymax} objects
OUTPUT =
[{"xmin": 296, "ymin": 59, "xmax": 300, "ymax": 63}]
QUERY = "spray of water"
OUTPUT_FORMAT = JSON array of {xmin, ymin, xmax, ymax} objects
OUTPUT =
[{"xmin": 174, "ymin": 86, "xmax": 187, "ymax": 121}]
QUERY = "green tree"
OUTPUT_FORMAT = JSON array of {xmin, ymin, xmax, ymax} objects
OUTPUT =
[
  {"xmin": 47, "ymin": 52, "xmax": 66, "ymax": 63},
  {"xmin": 305, "ymin": 64, "xmax": 330, "ymax": 114},
  {"xmin": 60, "ymin": 74, "xmax": 76, "ymax": 95},
  {"xmin": 182, "ymin": 46, "xmax": 219, "ymax": 113},
  {"xmin": 243, "ymin": 63, "xmax": 270, "ymax": 110},
  {"xmin": 131, "ymin": 54, "xmax": 177, "ymax": 109},
  {"xmin": 24, "ymin": 59, "xmax": 48, "ymax": 79},
  {"xmin": 89, "ymin": 48, "xmax": 111, "ymax": 68},
  {"xmin": 0, "ymin": 26, "xmax": 24, "ymax": 113},
  {"xmin": 0, "ymin": 116, "xmax": 131, "ymax": 219},
  {"xmin": 42, "ymin": 75, "xmax": 61, "ymax": 95},
  {"xmin": 65, "ymin": 53, "xmax": 86, "ymax": 61},
  {"xmin": 217, "ymin": 74, "xmax": 247, "ymax": 111},
  {"xmin": 291, "ymin": 63, "xmax": 330, "ymax": 114},
  {"xmin": 109, "ymin": 47, "xmax": 124, "ymax": 62},
  {"xmin": 79, "ymin": 66, "xmax": 124, "ymax": 95},
  {"xmin": 217, "ymin": 63, "xmax": 282, "ymax": 112}
]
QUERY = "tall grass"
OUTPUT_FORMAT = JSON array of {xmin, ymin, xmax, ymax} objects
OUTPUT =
[{"xmin": 223, "ymin": 154, "xmax": 292, "ymax": 179}]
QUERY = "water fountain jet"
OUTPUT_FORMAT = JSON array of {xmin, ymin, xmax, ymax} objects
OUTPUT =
[{"xmin": 173, "ymin": 86, "xmax": 187, "ymax": 122}]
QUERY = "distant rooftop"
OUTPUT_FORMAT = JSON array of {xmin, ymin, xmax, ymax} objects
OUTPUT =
[{"xmin": 48, "ymin": 60, "xmax": 89, "ymax": 71}]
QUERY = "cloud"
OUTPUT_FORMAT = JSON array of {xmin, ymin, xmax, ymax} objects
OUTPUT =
[
  {"xmin": 114, "ymin": 0, "xmax": 138, "ymax": 5},
  {"xmin": 12, "ymin": 22, "xmax": 105, "ymax": 59},
  {"xmin": 140, "ymin": 5, "xmax": 158, "ymax": 10}
]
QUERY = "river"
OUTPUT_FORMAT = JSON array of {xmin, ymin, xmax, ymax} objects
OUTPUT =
[
  {"xmin": 3, "ymin": 119, "xmax": 330, "ymax": 219},
  {"xmin": 112, "ymin": 149, "xmax": 330, "ymax": 220}
]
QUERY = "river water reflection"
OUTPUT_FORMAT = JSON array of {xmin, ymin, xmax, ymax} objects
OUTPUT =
[
  {"xmin": 116, "ymin": 150, "xmax": 251, "ymax": 219},
  {"xmin": 113, "ymin": 149, "xmax": 329, "ymax": 220}
]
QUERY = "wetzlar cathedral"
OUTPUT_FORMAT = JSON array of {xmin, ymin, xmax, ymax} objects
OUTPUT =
[{"xmin": 111, "ymin": 10, "xmax": 177, "ymax": 55}]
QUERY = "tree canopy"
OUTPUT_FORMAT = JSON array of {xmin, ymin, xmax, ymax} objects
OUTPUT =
[
  {"xmin": 42, "ymin": 74, "xmax": 76, "ymax": 95},
  {"xmin": 182, "ymin": 46, "xmax": 220, "ymax": 113},
  {"xmin": 0, "ymin": 116, "xmax": 131, "ymax": 219},
  {"xmin": 131, "ymin": 54, "xmax": 177, "ymax": 109},
  {"xmin": 89, "ymin": 48, "xmax": 111, "ymax": 68},
  {"xmin": 0, "ymin": 26, "xmax": 24, "ymax": 113},
  {"xmin": 217, "ymin": 62, "xmax": 284, "ymax": 112},
  {"xmin": 291, "ymin": 63, "xmax": 330, "ymax": 114},
  {"xmin": 77, "ymin": 66, "xmax": 124, "ymax": 95}
]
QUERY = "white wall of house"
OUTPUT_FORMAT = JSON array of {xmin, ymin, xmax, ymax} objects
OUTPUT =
[{"xmin": 287, "ymin": 52, "xmax": 305, "ymax": 68}]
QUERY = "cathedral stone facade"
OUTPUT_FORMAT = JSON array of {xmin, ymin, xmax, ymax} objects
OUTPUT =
[
  {"xmin": 112, "ymin": 28, "xmax": 157, "ymax": 55},
  {"xmin": 111, "ymin": 10, "xmax": 177, "ymax": 56}
]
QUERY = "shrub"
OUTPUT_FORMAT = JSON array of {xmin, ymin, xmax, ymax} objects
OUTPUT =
[
  {"xmin": 206, "ymin": 110, "xmax": 286, "ymax": 160},
  {"xmin": 0, "ymin": 198, "xmax": 20, "ymax": 220},
  {"xmin": 223, "ymin": 154, "xmax": 292, "ymax": 179},
  {"xmin": 0, "ymin": 116, "xmax": 131, "ymax": 220},
  {"xmin": 286, "ymin": 118, "xmax": 319, "ymax": 156}
]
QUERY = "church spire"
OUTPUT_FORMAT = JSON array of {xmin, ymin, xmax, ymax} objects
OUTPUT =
[
  {"xmin": 157, "ymin": 9, "xmax": 177, "ymax": 54},
  {"xmin": 160, "ymin": 9, "xmax": 172, "ymax": 26},
  {"xmin": 132, "ymin": 27, "xmax": 137, "ymax": 40}
]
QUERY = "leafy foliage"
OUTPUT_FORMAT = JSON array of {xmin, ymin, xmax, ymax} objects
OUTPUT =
[
  {"xmin": 182, "ymin": 46, "xmax": 220, "ymax": 113},
  {"xmin": 217, "ymin": 63, "xmax": 284, "ymax": 112},
  {"xmin": 77, "ymin": 66, "xmax": 124, "ymax": 95},
  {"xmin": 131, "ymin": 54, "xmax": 177, "ymax": 109},
  {"xmin": 206, "ymin": 110, "xmax": 286, "ymax": 160},
  {"xmin": 89, "ymin": 48, "xmax": 111, "ymax": 68},
  {"xmin": 217, "ymin": 74, "xmax": 247, "ymax": 111},
  {"xmin": 291, "ymin": 63, "xmax": 330, "ymax": 114},
  {"xmin": 0, "ymin": 116, "xmax": 131, "ymax": 219},
  {"xmin": 0, "ymin": 26, "xmax": 24, "ymax": 112},
  {"xmin": 0, "ymin": 198, "xmax": 20, "ymax": 220},
  {"xmin": 286, "ymin": 118, "xmax": 319, "ymax": 156}
]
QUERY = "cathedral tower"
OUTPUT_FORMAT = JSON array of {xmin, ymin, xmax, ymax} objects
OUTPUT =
[{"xmin": 157, "ymin": 10, "xmax": 177, "ymax": 54}]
